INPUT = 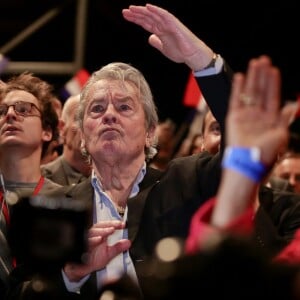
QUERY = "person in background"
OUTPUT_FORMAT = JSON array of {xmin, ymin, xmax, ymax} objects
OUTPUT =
[
  {"xmin": 148, "ymin": 118, "xmax": 176, "ymax": 170},
  {"xmin": 40, "ymin": 96, "xmax": 63, "ymax": 165},
  {"xmin": 172, "ymin": 106, "xmax": 208, "ymax": 158},
  {"xmin": 189, "ymin": 133, "xmax": 202, "ymax": 154},
  {"xmin": 0, "ymin": 71, "xmax": 62, "ymax": 299},
  {"xmin": 41, "ymin": 94, "xmax": 92, "ymax": 186},
  {"xmin": 189, "ymin": 109, "xmax": 221, "ymax": 155},
  {"xmin": 268, "ymin": 152, "xmax": 300, "ymax": 194},
  {"xmin": 267, "ymin": 132, "xmax": 300, "ymax": 193}
]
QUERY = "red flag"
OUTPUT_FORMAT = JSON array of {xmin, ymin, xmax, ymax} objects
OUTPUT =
[
  {"xmin": 182, "ymin": 72, "xmax": 207, "ymax": 112},
  {"xmin": 296, "ymin": 95, "xmax": 300, "ymax": 118},
  {"xmin": 61, "ymin": 69, "xmax": 90, "ymax": 100}
]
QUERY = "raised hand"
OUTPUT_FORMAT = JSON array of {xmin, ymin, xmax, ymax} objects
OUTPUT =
[
  {"xmin": 211, "ymin": 56, "xmax": 299, "ymax": 228},
  {"xmin": 122, "ymin": 4, "xmax": 214, "ymax": 71},
  {"xmin": 226, "ymin": 55, "xmax": 298, "ymax": 167}
]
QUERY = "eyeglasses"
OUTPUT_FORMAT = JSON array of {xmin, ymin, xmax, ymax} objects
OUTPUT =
[{"xmin": 0, "ymin": 101, "xmax": 41, "ymax": 118}]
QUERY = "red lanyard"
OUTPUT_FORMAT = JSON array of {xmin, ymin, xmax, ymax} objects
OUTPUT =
[
  {"xmin": 33, "ymin": 176, "xmax": 45, "ymax": 195},
  {"xmin": 1, "ymin": 176, "xmax": 45, "ymax": 268},
  {"xmin": 0, "ymin": 193, "xmax": 9, "ymax": 226},
  {"xmin": 0, "ymin": 176, "xmax": 45, "ymax": 271}
]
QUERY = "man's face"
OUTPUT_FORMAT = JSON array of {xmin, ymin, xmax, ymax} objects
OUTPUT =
[
  {"xmin": 273, "ymin": 157, "xmax": 300, "ymax": 194},
  {"xmin": 81, "ymin": 79, "xmax": 151, "ymax": 163},
  {"xmin": 0, "ymin": 90, "xmax": 50, "ymax": 153},
  {"xmin": 201, "ymin": 111, "xmax": 221, "ymax": 154}
]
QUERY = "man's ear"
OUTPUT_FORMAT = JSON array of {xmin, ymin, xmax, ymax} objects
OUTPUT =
[
  {"xmin": 146, "ymin": 126, "xmax": 156, "ymax": 148},
  {"xmin": 80, "ymin": 131, "xmax": 87, "ymax": 151},
  {"xmin": 42, "ymin": 127, "xmax": 53, "ymax": 142},
  {"xmin": 58, "ymin": 119, "xmax": 65, "ymax": 132},
  {"xmin": 81, "ymin": 139, "xmax": 85, "ymax": 148}
]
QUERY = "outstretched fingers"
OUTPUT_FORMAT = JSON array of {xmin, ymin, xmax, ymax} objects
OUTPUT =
[
  {"xmin": 107, "ymin": 239, "xmax": 131, "ymax": 261},
  {"xmin": 122, "ymin": 5, "xmax": 166, "ymax": 34}
]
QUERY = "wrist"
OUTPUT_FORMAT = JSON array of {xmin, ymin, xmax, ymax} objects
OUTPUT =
[
  {"xmin": 222, "ymin": 147, "xmax": 267, "ymax": 183},
  {"xmin": 192, "ymin": 54, "xmax": 223, "ymax": 76},
  {"xmin": 202, "ymin": 53, "xmax": 218, "ymax": 70},
  {"xmin": 64, "ymin": 263, "xmax": 89, "ymax": 282},
  {"xmin": 186, "ymin": 48, "xmax": 215, "ymax": 71}
]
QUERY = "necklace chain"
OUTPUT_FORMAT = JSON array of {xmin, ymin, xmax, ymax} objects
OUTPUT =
[{"xmin": 116, "ymin": 205, "xmax": 126, "ymax": 216}]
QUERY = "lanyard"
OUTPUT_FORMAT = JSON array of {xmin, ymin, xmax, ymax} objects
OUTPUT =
[
  {"xmin": 0, "ymin": 176, "xmax": 45, "ymax": 268},
  {"xmin": 33, "ymin": 176, "xmax": 45, "ymax": 195}
]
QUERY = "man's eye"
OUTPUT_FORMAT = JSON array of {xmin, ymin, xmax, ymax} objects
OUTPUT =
[
  {"xmin": 210, "ymin": 124, "xmax": 221, "ymax": 134},
  {"xmin": 280, "ymin": 173, "xmax": 290, "ymax": 180},
  {"xmin": 90, "ymin": 104, "xmax": 104, "ymax": 113},
  {"xmin": 119, "ymin": 104, "xmax": 130, "ymax": 111},
  {"xmin": 0, "ymin": 107, "xmax": 6, "ymax": 115},
  {"xmin": 18, "ymin": 105, "xmax": 29, "ymax": 113}
]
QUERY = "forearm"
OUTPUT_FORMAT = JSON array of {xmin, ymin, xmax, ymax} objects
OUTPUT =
[{"xmin": 212, "ymin": 169, "xmax": 259, "ymax": 229}]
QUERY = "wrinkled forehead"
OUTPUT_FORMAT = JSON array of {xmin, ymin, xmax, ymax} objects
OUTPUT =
[{"xmin": 86, "ymin": 79, "xmax": 139, "ymax": 100}]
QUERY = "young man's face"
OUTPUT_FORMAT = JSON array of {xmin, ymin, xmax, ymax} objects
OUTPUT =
[{"xmin": 0, "ymin": 90, "xmax": 51, "ymax": 152}]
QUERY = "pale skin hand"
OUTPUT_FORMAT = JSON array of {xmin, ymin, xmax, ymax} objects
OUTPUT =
[
  {"xmin": 122, "ymin": 4, "xmax": 214, "ymax": 71},
  {"xmin": 211, "ymin": 55, "xmax": 299, "ymax": 228},
  {"xmin": 226, "ymin": 55, "xmax": 298, "ymax": 167},
  {"xmin": 63, "ymin": 220, "xmax": 131, "ymax": 282}
]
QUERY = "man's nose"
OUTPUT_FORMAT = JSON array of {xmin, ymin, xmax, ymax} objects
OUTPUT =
[
  {"xmin": 6, "ymin": 106, "xmax": 16, "ymax": 115},
  {"xmin": 103, "ymin": 105, "xmax": 117, "ymax": 123},
  {"xmin": 5, "ymin": 106, "xmax": 18, "ymax": 119}
]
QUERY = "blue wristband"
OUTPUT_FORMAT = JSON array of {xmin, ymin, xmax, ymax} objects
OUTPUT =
[{"xmin": 222, "ymin": 147, "xmax": 266, "ymax": 183}]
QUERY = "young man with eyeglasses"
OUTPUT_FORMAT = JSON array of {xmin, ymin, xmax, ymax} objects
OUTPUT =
[{"xmin": 0, "ymin": 71, "xmax": 62, "ymax": 299}]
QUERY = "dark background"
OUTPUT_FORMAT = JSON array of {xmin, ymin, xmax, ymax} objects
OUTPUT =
[{"xmin": 0, "ymin": 0, "xmax": 299, "ymax": 132}]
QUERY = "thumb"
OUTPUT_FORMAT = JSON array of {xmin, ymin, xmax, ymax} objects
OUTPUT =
[
  {"xmin": 149, "ymin": 35, "xmax": 163, "ymax": 52},
  {"xmin": 279, "ymin": 101, "xmax": 299, "ymax": 127}
]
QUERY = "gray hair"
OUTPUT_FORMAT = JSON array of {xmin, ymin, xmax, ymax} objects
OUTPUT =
[
  {"xmin": 78, "ymin": 62, "xmax": 158, "ymax": 160},
  {"xmin": 62, "ymin": 94, "xmax": 80, "ymax": 124}
]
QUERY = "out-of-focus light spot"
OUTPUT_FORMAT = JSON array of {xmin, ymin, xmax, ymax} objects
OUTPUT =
[
  {"xmin": 155, "ymin": 237, "xmax": 183, "ymax": 262},
  {"xmin": 32, "ymin": 279, "xmax": 46, "ymax": 293},
  {"xmin": 99, "ymin": 290, "xmax": 115, "ymax": 300}
]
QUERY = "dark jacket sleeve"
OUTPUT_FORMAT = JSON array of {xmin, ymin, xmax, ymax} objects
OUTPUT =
[
  {"xmin": 195, "ymin": 61, "xmax": 233, "ymax": 151},
  {"xmin": 255, "ymin": 186, "xmax": 300, "ymax": 257}
]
